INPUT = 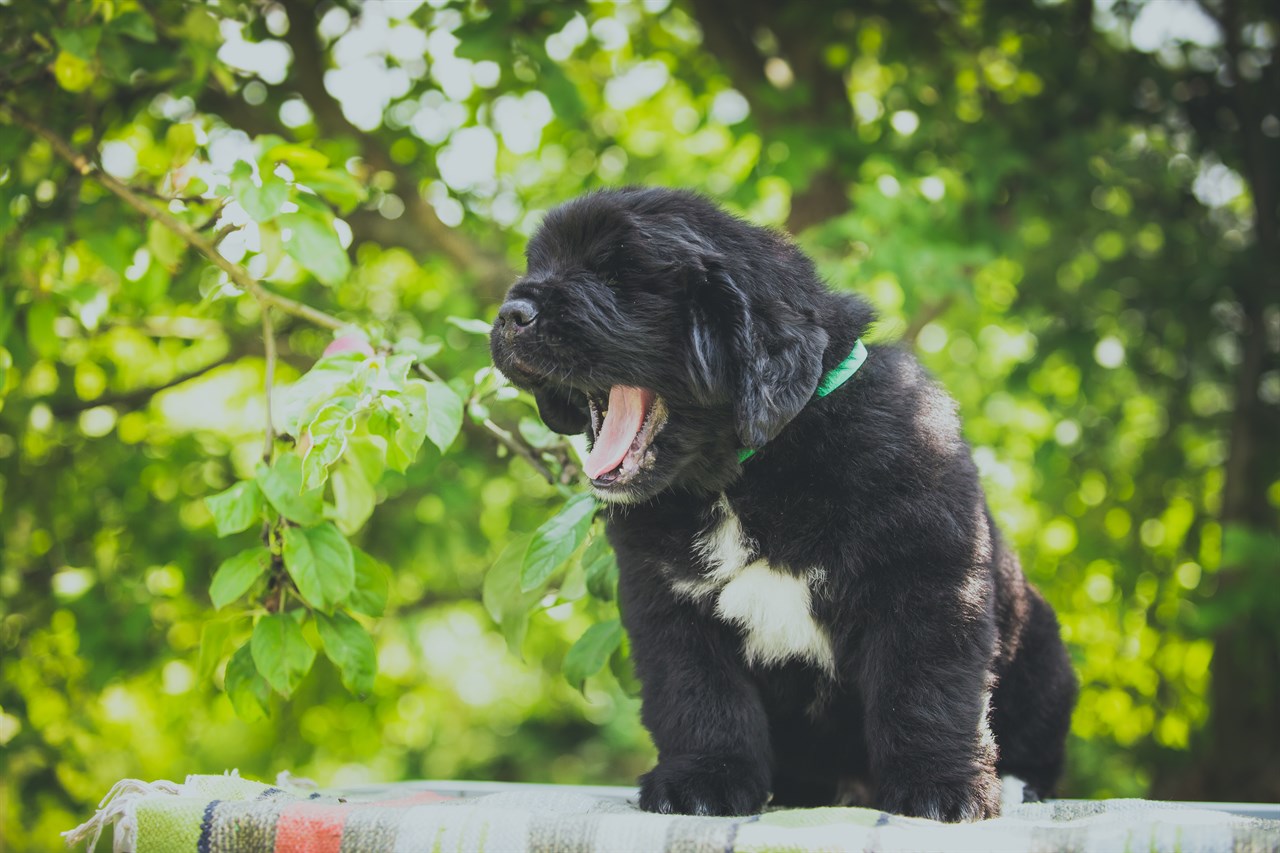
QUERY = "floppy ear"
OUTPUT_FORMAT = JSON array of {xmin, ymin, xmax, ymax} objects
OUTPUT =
[
  {"xmin": 692, "ymin": 266, "xmax": 828, "ymax": 450},
  {"xmin": 533, "ymin": 386, "xmax": 589, "ymax": 435}
]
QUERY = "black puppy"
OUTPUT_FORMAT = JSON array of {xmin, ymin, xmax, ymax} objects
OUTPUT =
[{"xmin": 490, "ymin": 187, "xmax": 1077, "ymax": 821}]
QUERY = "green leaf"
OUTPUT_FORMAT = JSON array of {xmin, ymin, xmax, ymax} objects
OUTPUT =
[
  {"xmin": 483, "ymin": 534, "xmax": 537, "ymax": 658},
  {"xmin": 166, "ymin": 124, "xmax": 197, "ymax": 167},
  {"xmin": 282, "ymin": 523, "xmax": 355, "ymax": 610},
  {"xmin": 521, "ymin": 493, "xmax": 597, "ymax": 592},
  {"xmin": 205, "ymin": 480, "xmax": 264, "ymax": 537},
  {"xmin": 53, "ymin": 27, "xmax": 102, "ymax": 60},
  {"xmin": 237, "ymin": 175, "xmax": 289, "ymax": 223},
  {"xmin": 183, "ymin": 7, "xmax": 221, "ymax": 44},
  {"xmin": 26, "ymin": 300, "xmax": 59, "ymax": 360},
  {"xmin": 317, "ymin": 611, "xmax": 376, "ymax": 696},
  {"xmin": 108, "ymin": 11, "xmax": 158, "ymax": 43},
  {"xmin": 224, "ymin": 642, "xmax": 271, "ymax": 720},
  {"xmin": 197, "ymin": 616, "xmax": 237, "ymax": 680},
  {"xmin": 392, "ymin": 381, "xmax": 430, "ymax": 468},
  {"xmin": 582, "ymin": 534, "xmax": 618, "ymax": 601},
  {"xmin": 394, "ymin": 338, "xmax": 443, "ymax": 362},
  {"xmin": 210, "ymin": 546, "xmax": 271, "ymax": 610},
  {"xmin": 424, "ymin": 380, "xmax": 464, "ymax": 453},
  {"xmin": 297, "ymin": 169, "xmax": 366, "ymax": 214},
  {"xmin": 349, "ymin": 548, "xmax": 390, "ymax": 617},
  {"xmin": 148, "ymin": 219, "xmax": 187, "ymax": 270},
  {"xmin": 52, "ymin": 51, "xmax": 95, "ymax": 92},
  {"xmin": 255, "ymin": 455, "xmax": 325, "ymax": 526},
  {"xmin": 446, "ymin": 316, "xmax": 493, "ymax": 335},
  {"xmin": 367, "ymin": 408, "xmax": 403, "ymax": 471},
  {"xmin": 558, "ymin": 556, "xmax": 588, "ymax": 602},
  {"xmin": 258, "ymin": 221, "xmax": 285, "ymax": 275},
  {"xmin": 277, "ymin": 352, "xmax": 369, "ymax": 436},
  {"xmin": 250, "ymin": 613, "xmax": 316, "ymax": 697},
  {"xmin": 301, "ymin": 398, "xmax": 358, "ymax": 490},
  {"xmin": 329, "ymin": 462, "xmax": 376, "ymax": 535},
  {"xmin": 563, "ymin": 620, "xmax": 624, "ymax": 692},
  {"xmin": 346, "ymin": 434, "xmax": 387, "ymax": 488},
  {"xmin": 265, "ymin": 143, "xmax": 330, "ymax": 173},
  {"xmin": 279, "ymin": 212, "xmax": 351, "ymax": 287}
]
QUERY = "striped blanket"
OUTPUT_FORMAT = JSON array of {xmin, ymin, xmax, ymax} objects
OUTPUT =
[{"xmin": 65, "ymin": 771, "xmax": 1280, "ymax": 852}]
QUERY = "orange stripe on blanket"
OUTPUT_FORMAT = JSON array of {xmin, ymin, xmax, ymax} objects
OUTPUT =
[
  {"xmin": 273, "ymin": 802, "xmax": 353, "ymax": 853},
  {"xmin": 272, "ymin": 791, "xmax": 453, "ymax": 852}
]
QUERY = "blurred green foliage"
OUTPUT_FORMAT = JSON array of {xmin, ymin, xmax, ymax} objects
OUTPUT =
[{"xmin": 2, "ymin": 0, "xmax": 1278, "ymax": 849}]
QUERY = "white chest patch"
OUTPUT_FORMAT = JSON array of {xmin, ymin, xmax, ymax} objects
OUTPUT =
[
  {"xmin": 674, "ymin": 496, "xmax": 836, "ymax": 675},
  {"xmin": 715, "ymin": 560, "xmax": 836, "ymax": 674}
]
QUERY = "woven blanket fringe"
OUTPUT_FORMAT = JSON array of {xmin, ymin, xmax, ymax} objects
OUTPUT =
[{"xmin": 62, "ymin": 769, "xmax": 242, "ymax": 852}]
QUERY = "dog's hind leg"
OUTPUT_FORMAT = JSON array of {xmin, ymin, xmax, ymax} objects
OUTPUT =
[{"xmin": 991, "ymin": 590, "xmax": 1078, "ymax": 800}]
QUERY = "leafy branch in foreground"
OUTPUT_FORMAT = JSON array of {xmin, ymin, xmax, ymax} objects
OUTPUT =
[{"xmin": 0, "ymin": 101, "xmax": 595, "ymax": 714}]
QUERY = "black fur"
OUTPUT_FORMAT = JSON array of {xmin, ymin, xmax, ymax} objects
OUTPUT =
[{"xmin": 490, "ymin": 187, "xmax": 1077, "ymax": 821}]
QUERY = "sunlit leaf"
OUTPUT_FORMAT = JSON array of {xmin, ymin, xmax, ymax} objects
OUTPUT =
[
  {"xmin": 446, "ymin": 316, "xmax": 493, "ymax": 335},
  {"xmin": 265, "ymin": 143, "xmax": 329, "ymax": 172},
  {"xmin": 255, "ymin": 455, "xmax": 325, "ymax": 526},
  {"xmin": 282, "ymin": 523, "xmax": 355, "ymax": 610},
  {"xmin": 348, "ymin": 548, "xmax": 390, "ymax": 618},
  {"xmin": 225, "ymin": 642, "xmax": 271, "ymax": 720},
  {"xmin": 237, "ymin": 175, "xmax": 289, "ymax": 223},
  {"xmin": 210, "ymin": 546, "xmax": 271, "ymax": 610},
  {"xmin": 197, "ymin": 616, "xmax": 237, "ymax": 680},
  {"xmin": 563, "ymin": 619, "xmax": 623, "ymax": 692},
  {"xmin": 250, "ymin": 613, "xmax": 315, "ymax": 697},
  {"xmin": 317, "ymin": 611, "xmax": 376, "ymax": 696},
  {"xmin": 521, "ymin": 493, "xmax": 597, "ymax": 592},
  {"xmin": 279, "ymin": 211, "xmax": 351, "ymax": 287},
  {"xmin": 165, "ymin": 123, "xmax": 197, "ymax": 167},
  {"xmin": 25, "ymin": 300, "xmax": 59, "ymax": 359},
  {"xmin": 329, "ymin": 462, "xmax": 376, "ymax": 535},
  {"xmin": 205, "ymin": 480, "xmax": 264, "ymax": 537},
  {"xmin": 424, "ymin": 380, "xmax": 464, "ymax": 453},
  {"xmin": 582, "ymin": 534, "xmax": 618, "ymax": 601},
  {"xmin": 483, "ymin": 534, "xmax": 536, "ymax": 658}
]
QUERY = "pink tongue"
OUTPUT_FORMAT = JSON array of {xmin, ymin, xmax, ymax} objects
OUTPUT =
[{"xmin": 585, "ymin": 385, "xmax": 650, "ymax": 479}]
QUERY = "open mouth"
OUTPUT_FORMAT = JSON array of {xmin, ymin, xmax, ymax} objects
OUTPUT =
[{"xmin": 585, "ymin": 386, "xmax": 668, "ymax": 488}]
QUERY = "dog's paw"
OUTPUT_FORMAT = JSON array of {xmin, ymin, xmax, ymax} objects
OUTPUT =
[
  {"xmin": 638, "ymin": 754, "xmax": 770, "ymax": 816},
  {"xmin": 878, "ymin": 771, "xmax": 1001, "ymax": 822}
]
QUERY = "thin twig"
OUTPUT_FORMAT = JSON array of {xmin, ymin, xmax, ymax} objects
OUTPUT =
[
  {"xmin": 478, "ymin": 418, "xmax": 559, "ymax": 485},
  {"xmin": 262, "ymin": 307, "xmax": 277, "ymax": 464},
  {"xmin": 412, "ymin": 362, "xmax": 560, "ymax": 485},
  {"xmin": 213, "ymin": 222, "xmax": 242, "ymax": 247},
  {"xmin": 0, "ymin": 102, "xmax": 349, "ymax": 332}
]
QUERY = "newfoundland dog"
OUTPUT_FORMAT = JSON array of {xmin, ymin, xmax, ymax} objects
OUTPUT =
[{"xmin": 489, "ymin": 187, "xmax": 1077, "ymax": 821}]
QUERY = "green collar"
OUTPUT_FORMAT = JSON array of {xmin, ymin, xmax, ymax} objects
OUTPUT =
[{"xmin": 738, "ymin": 338, "xmax": 867, "ymax": 464}]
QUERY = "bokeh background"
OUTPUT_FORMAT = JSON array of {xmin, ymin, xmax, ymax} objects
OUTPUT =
[{"xmin": 2, "ymin": 0, "xmax": 1279, "ymax": 848}]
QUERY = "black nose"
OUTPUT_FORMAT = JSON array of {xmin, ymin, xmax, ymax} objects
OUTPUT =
[{"xmin": 497, "ymin": 299, "xmax": 538, "ymax": 331}]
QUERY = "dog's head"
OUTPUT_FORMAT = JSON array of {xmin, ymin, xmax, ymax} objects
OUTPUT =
[{"xmin": 490, "ymin": 187, "xmax": 869, "ymax": 504}]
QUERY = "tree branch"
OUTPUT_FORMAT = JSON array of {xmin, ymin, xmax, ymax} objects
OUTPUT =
[
  {"xmin": 0, "ymin": 102, "xmax": 350, "ymax": 332},
  {"xmin": 262, "ymin": 307, "xmax": 277, "ymax": 464},
  {"xmin": 4, "ymin": 100, "xmax": 564, "ymax": 487},
  {"xmin": 49, "ymin": 352, "xmax": 239, "ymax": 417}
]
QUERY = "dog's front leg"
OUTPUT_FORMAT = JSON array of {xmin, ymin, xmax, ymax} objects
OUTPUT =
[
  {"xmin": 621, "ymin": 572, "xmax": 772, "ymax": 816},
  {"xmin": 857, "ymin": 598, "xmax": 1001, "ymax": 822}
]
